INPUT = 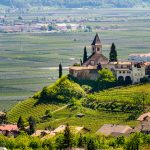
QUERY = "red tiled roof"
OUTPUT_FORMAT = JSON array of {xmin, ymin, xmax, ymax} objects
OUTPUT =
[{"xmin": 0, "ymin": 124, "xmax": 18, "ymax": 131}]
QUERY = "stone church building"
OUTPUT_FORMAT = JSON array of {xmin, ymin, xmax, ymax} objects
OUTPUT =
[{"xmin": 69, "ymin": 33, "xmax": 148, "ymax": 84}]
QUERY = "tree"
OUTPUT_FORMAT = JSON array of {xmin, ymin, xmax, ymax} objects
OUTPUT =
[
  {"xmin": 80, "ymin": 59, "xmax": 83, "ymax": 66},
  {"xmin": 98, "ymin": 69, "xmax": 115, "ymax": 82},
  {"xmin": 28, "ymin": 116, "xmax": 36, "ymax": 135},
  {"xmin": 17, "ymin": 116, "xmax": 25, "ymax": 130},
  {"xmin": 124, "ymin": 133, "xmax": 143, "ymax": 150},
  {"xmin": 0, "ymin": 112, "xmax": 7, "ymax": 124},
  {"xmin": 63, "ymin": 123, "xmax": 72, "ymax": 149},
  {"xmin": 83, "ymin": 46, "xmax": 88, "ymax": 63},
  {"xmin": 18, "ymin": 16, "xmax": 23, "ymax": 20},
  {"xmin": 97, "ymin": 69, "xmax": 116, "ymax": 90},
  {"xmin": 78, "ymin": 134, "xmax": 84, "ymax": 148},
  {"xmin": 59, "ymin": 63, "xmax": 62, "ymax": 78},
  {"xmin": 87, "ymin": 139, "xmax": 96, "ymax": 150},
  {"xmin": 109, "ymin": 43, "xmax": 117, "ymax": 62},
  {"xmin": 45, "ymin": 110, "xmax": 52, "ymax": 118}
]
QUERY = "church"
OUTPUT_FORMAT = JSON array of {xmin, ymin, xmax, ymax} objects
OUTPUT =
[{"xmin": 69, "ymin": 33, "xmax": 148, "ymax": 84}]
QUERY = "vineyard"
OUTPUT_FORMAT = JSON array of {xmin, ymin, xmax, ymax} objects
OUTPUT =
[
  {"xmin": 87, "ymin": 84, "xmax": 150, "ymax": 104},
  {"xmin": 7, "ymin": 82, "xmax": 150, "ymax": 133},
  {"xmin": 7, "ymin": 98, "xmax": 63, "ymax": 123}
]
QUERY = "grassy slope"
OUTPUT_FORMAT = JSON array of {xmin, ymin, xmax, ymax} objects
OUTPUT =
[
  {"xmin": 88, "ymin": 84, "xmax": 150, "ymax": 104},
  {"xmin": 37, "ymin": 106, "xmax": 138, "ymax": 133},
  {"xmin": 7, "ymin": 83, "xmax": 150, "ymax": 133},
  {"xmin": 7, "ymin": 76, "xmax": 85, "ymax": 123}
]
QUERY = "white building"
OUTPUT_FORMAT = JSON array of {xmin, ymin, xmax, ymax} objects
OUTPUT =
[{"xmin": 129, "ymin": 53, "xmax": 150, "ymax": 62}]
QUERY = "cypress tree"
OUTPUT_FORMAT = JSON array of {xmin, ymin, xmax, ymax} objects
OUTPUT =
[
  {"xmin": 83, "ymin": 46, "xmax": 88, "ymax": 63},
  {"xmin": 59, "ymin": 63, "xmax": 62, "ymax": 78},
  {"xmin": 109, "ymin": 43, "xmax": 117, "ymax": 62},
  {"xmin": 28, "ymin": 116, "xmax": 36, "ymax": 135},
  {"xmin": 17, "ymin": 116, "xmax": 25, "ymax": 130},
  {"xmin": 63, "ymin": 123, "xmax": 72, "ymax": 149},
  {"xmin": 80, "ymin": 59, "xmax": 83, "ymax": 66}
]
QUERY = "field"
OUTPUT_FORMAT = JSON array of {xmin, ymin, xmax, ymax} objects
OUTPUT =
[{"xmin": 0, "ymin": 8, "xmax": 150, "ymax": 111}]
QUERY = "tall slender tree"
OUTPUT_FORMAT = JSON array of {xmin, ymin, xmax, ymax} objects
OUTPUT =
[
  {"xmin": 59, "ymin": 63, "xmax": 62, "ymax": 78},
  {"xmin": 63, "ymin": 123, "xmax": 72, "ymax": 149},
  {"xmin": 28, "ymin": 116, "xmax": 36, "ymax": 135},
  {"xmin": 83, "ymin": 46, "xmax": 88, "ymax": 63},
  {"xmin": 109, "ymin": 43, "xmax": 117, "ymax": 62},
  {"xmin": 17, "ymin": 116, "xmax": 25, "ymax": 130}
]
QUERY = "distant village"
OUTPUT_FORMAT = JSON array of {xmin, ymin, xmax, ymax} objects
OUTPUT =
[{"xmin": 0, "ymin": 11, "xmax": 119, "ymax": 33}]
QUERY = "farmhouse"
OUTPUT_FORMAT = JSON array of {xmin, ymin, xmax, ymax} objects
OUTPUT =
[
  {"xmin": 96, "ymin": 124, "xmax": 132, "ymax": 137},
  {"xmin": 0, "ymin": 124, "xmax": 19, "ymax": 137},
  {"xmin": 69, "ymin": 33, "xmax": 149, "ymax": 83},
  {"xmin": 132, "ymin": 112, "xmax": 150, "ymax": 134}
]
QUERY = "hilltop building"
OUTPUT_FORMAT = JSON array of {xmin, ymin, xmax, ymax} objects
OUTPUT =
[{"xmin": 69, "ymin": 33, "xmax": 150, "ymax": 84}]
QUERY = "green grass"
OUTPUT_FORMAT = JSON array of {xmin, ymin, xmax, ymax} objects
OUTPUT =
[{"xmin": 37, "ymin": 106, "xmax": 138, "ymax": 133}]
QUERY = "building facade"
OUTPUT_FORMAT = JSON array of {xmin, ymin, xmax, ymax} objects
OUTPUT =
[{"xmin": 69, "ymin": 34, "xmax": 149, "ymax": 84}]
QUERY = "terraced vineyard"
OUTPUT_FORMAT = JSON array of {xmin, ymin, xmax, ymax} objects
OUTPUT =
[
  {"xmin": 7, "ymin": 82, "xmax": 150, "ymax": 133},
  {"xmin": 88, "ymin": 84, "xmax": 150, "ymax": 104},
  {"xmin": 7, "ymin": 98, "xmax": 63, "ymax": 123}
]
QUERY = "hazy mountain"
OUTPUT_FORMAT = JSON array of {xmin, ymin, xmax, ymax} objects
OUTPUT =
[{"xmin": 0, "ymin": 0, "xmax": 150, "ymax": 8}]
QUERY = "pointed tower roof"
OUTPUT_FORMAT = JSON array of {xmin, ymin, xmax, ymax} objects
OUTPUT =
[{"xmin": 91, "ymin": 33, "xmax": 101, "ymax": 45}]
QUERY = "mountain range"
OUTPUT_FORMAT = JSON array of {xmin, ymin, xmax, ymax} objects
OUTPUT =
[{"xmin": 0, "ymin": 0, "xmax": 150, "ymax": 8}]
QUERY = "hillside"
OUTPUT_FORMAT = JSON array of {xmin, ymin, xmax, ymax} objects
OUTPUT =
[
  {"xmin": 0, "ymin": 0, "xmax": 150, "ymax": 8},
  {"xmin": 7, "ymin": 76, "xmax": 150, "ymax": 133},
  {"xmin": 7, "ymin": 76, "xmax": 85, "ymax": 123}
]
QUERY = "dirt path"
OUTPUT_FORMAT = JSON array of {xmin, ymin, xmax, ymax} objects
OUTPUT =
[{"xmin": 52, "ymin": 104, "xmax": 69, "ymax": 113}]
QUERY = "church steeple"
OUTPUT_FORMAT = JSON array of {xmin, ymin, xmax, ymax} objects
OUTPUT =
[{"xmin": 91, "ymin": 33, "xmax": 102, "ymax": 54}]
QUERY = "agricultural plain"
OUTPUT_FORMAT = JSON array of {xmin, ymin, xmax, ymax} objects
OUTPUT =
[{"xmin": 0, "ymin": 8, "xmax": 150, "ymax": 110}]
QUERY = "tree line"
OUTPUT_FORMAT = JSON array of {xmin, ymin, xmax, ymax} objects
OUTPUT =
[
  {"xmin": 0, "ymin": 0, "xmax": 149, "ymax": 8},
  {"xmin": 0, "ymin": 123, "xmax": 150, "ymax": 150}
]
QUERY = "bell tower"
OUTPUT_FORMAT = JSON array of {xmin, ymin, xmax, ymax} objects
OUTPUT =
[{"xmin": 91, "ymin": 33, "xmax": 102, "ymax": 54}]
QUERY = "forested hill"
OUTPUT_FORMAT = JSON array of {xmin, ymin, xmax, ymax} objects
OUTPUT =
[{"xmin": 0, "ymin": 0, "xmax": 150, "ymax": 8}]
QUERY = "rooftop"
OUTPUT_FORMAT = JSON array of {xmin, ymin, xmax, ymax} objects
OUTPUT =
[
  {"xmin": 83, "ymin": 53, "xmax": 108, "ymax": 66},
  {"xmin": 96, "ymin": 124, "xmax": 132, "ymax": 136},
  {"xmin": 137, "ymin": 112, "xmax": 150, "ymax": 121},
  {"xmin": 91, "ymin": 33, "xmax": 101, "ymax": 45},
  {"xmin": 0, "ymin": 124, "xmax": 18, "ymax": 131},
  {"xmin": 69, "ymin": 66, "xmax": 97, "ymax": 71}
]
